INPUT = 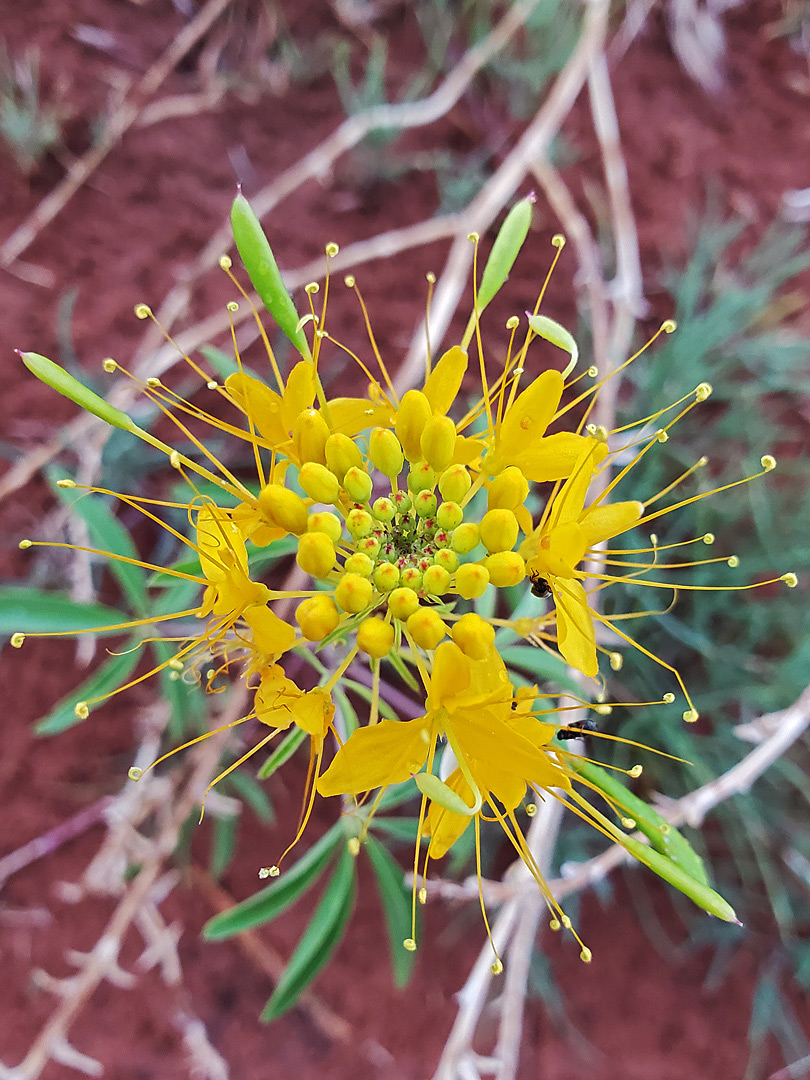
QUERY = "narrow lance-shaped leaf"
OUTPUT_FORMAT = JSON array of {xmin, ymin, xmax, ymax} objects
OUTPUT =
[
  {"xmin": 261, "ymin": 842, "xmax": 357, "ymax": 1022},
  {"xmin": 230, "ymin": 193, "xmax": 312, "ymax": 360},
  {"xmin": 202, "ymin": 824, "xmax": 341, "ymax": 939},
  {"xmin": 0, "ymin": 586, "xmax": 129, "ymax": 637}
]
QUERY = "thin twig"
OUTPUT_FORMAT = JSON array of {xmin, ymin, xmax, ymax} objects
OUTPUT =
[{"xmin": 0, "ymin": 0, "xmax": 234, "ymax": 269}]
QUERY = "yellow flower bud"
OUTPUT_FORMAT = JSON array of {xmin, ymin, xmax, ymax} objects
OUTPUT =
[
  {"xmin": 438, "ymin": 464, "xmax": 471, "ymax": 502},
  {"xmin": 325, "ymin": 432, "xmax": 362, "ymax": 481},
  {"xmin": 408, "ymin": 461, "xmax": 436, "ymax": 493},
  {"xmin": 452, "ymin": 613, "xmax": 495, "ymax": 660},
  {"xmin": 451, "ymin": 522, "xmax": 480, "ymax": 555},
  {"xmin": 296, "ymin": 594, "xmax": 340, "ymax": 640},
  {"xmin": 297, "ymin": 532, "xmax": 336, "ymax": 578},
  {"xmin": 369, "ymin": 427, "xmax": 404, "ymax": 478},
  {"xmin": 257, "ymin": 484, "xmax": 308, "ymax": 535},
  {"xmin": 357, "ymin": 617, "xmax": 395, "ymax": 658},
  {"xmin": 387, "ymin": 586, "xmax": 420, "ymax": 621},
  {"xmin": 480, "ymin": 508, "xmax": 519, "ymax": 553},
  {"xmin": 346, "ymin": 508, "xmax": 373, "ymax": 538},
  {"xmin": 420, "ymin": 415, "xmax": 456, "ymax": 472},
  {"xmin": 400, "ymin": 567, "xmax": 423, "ymax": 591},
  {"xmin": 292, "ymin": 408, "xmax": 329, "ymax": 465},
  {"xmin": 334, "ymin": 572, "xmax": 374, "ymax": 613},
  {"xmin": 434, "ymin": 548, "xmax": 459, "ymax": 574},
  {"xmin": 406, "ymin": 608, "xmax": 448, "ymax": 651},
  {"xmin": 436, "ymin": 501, "xmax": 463, "ymax": 531},
  {"xmin": 454, "ymin": 563, "xmax": 489, "ymax": 599},
  {"xmin": 422, "ymin": 564, "xmax": 450, "ymax": 595},
  {"xmin": 483, "ymin": 551, "xmax": 525, "ymax": 588},
  {"xmin": 487, "ymin": 466, "xmax": 529, "ymax": 510},
  {"xmin": 343, "ymin": 466, "xmax": 373, "ymax": 503},
  {"xmin": 344, "ymin": 552, "xmax": 373, "ymax": 577},
  {"xmin": 373, "ymin": 563, "xmax": 400, "ymax": 592},
  {"xmin": 299, "ymin": 462, "xmax": 340, "ymax": 503},
  {"xmin": 395, "ymin": 389, "xmax": 431, "ymax": 462},
  {"xmin": 307, "ymin": 511, "xmax": 343, "ymax": 544}
]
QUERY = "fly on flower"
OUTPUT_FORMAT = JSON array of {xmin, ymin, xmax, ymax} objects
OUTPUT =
[{"xmin": 12, "ymin": 190, "xmax": 796, "ymax": 977}]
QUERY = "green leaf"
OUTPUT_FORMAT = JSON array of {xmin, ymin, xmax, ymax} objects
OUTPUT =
[
  {"xmin": 209, "ymin": 813, "xmax": 239, "ymax": 880},
  {"xmin": 364, "ymin": 835, "xmax": 416, "ymax": 987},
  {"xmin": 230, "ymin": 194, "xmax": 311, "ymax": 359},
  {"xmin": 256, "ymin": 726, "xmax": 307, "ymax": 780},
  {"xmin": 334, "ymin": 687, "xmax": 359, "ymax": 739},
  {"xmin": 0, "ymin": 586, "xmax": 129, "ymax": 637},
  {"xmin": 203, "ymin": 825, "xmax": 340, "ymax": 940},
  {"xmin": 34, "ymin": 642, "xmax": 142, "ymax": 735},
  {"xmin": 224, "ymin": 769, "xmax": 274, "ymax": 824},
  {"xmin": 260, "ymin": 843, "xmax": 357, "ymax": 1021},
  {"xmin": 50, "ymin": 479, "xmax": 148, "ymax": 615}
]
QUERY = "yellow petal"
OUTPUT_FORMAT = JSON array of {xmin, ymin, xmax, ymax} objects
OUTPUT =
[
  {"xmin": 453, "ymin": 708, "xmax": 567, "ymax": 791},
  {"xmin": 294, "ymin": 687, "xmax": 335, "ymax": 743},
  {"xmin": 423, "ymin": 346, "xmax": 467, "ymax": 415},
  {"xmin": 424, "ymin": 769, "xmax": 473, "ymax": 858},
  {"xmin": 243, "ymin": 603, "xmax": 296, "ymax": 656},
  {"xmin": 196, "ymin": 505, "xmax": 249, "ymax": 583},
  {"xmin": 503, "ymin": 431, "xmax": 597, "ymax": 484},
  {"xmin": 548, "ymin": 438, "xmax": 604, "ymax": 526},
  {"xmin": 428, "ymin": 642, "xmax": 471, "ymax": 708},
  {"xmin": 553, "ymin": 578, "xmax": 597, "ymax": 677},
  {"xmin": 281, "ymin": 361, "xmax": 316, "ymax": 431},
  {"xmin": 496, "ymin": 369, "xmax": 563, "ymax": 457},
  {"xmin": 328, "ymin": 398, "xmax": 393, "ymax": 436},
  {"xmin": 316, "ymin": 716, "xmax": 431, "ymax": 796},
  {"xmin": 580, "ymin": 500, "xmax": 643, "ymax": 547},
  {"xmin": 224, "ymin": 372, "xmax": 286, "ymax": 445}
]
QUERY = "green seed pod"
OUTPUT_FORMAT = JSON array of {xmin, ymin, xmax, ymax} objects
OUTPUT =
[
  {"xmin": 527, "ymin": 313, "xmax": 579, "ymax": 377},
  {"xmin": 477, "ymin": 196, "xmax": 534, "ymax": 314},
  {"xmin": 230, "ymin": 193, "xmax": 311, "ymax": 360},
  {"xmin": 19, "ymin": 352, "xmax": 137, "ymax": 433}
]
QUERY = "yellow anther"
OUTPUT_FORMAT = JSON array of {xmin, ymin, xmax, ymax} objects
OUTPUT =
[
  {"xmin": 10, "ymin": 633, "xmax": 25, "ymax": 648},
  {"xmin": 128, "ymin": 766, "xmax": 143, "ymax": 781},
  {"xmin": 74, "ymin": 701, "xmax": 89, "ymax": 720},
  {"xmin": 761, "ymin": 454, "xmax": 776, "ymax": 471},
  {"xmin": 595, "ymin": 704, "xmax": 612, "ymax": 716},
  {"xmin": 18, "ymin": 539, "xmax": 32, "ymax": 549},
  {"xmin": 403, "ymin": 938, "xmax": 417, "ymax": 952},
  {"xmin": 629, "ymin": 764, "xmax": 643, "ymax": 778},
  {"xmin": 580, "ymin": 947, "xmax": 593, "ymax": 964},
  {"xmin": 549, "ymin": 919, "xmax": 561, "ymax": 931},
  {"xmin": 454, "ymin": 563, "xmax": 489, "ymax": 600},
  {"xmin": 506, "ymin": 315, "xmax": 520, "ymax": 329},
  {"xmin": 56, "ymin": 478, "xmax": 76, "ymax": 488},
  {"xmin": 296, "ymin": 594, "xmax": 340, "ymax": 641},
  {"xmin": 226, "ymin": 301, "xmax": 239, "ymax": 314},
  {"xmin": 703, "ymin": 532, "xmax": 715, "ymax": 545},
  {"xmin": 146, "ymin": 377, "xmax": 162, "ymax": 388},
  {"xmin": 695, "ymin": 382, "xmax": 712, "ymax": 401},
  {"xmin": 168, "ymin": 658, "xmax": 184, "ymax": 671},
  {"xmin": 418, "ymin": 887, "xmax": 427, "ymax": 905},
  {"xmin": 426, "ymin": 271, "xmax": 436, "ymax": 283},
  {"xmin": 621, "ymin": 818, "xmax": 636, "ymax": 830},
  {"xmin": 467, "ymin": 232, "xmax": 479, "ymax": 243},
  {"xmin": 102, "ymin": 358, "xmax": 117, "ymax": 373},
  {"xmin": 219, "ymin": 254, "xmax": 232, "ymax": 270},
  {"xmin": 305, "ymin": 282, "xmax": 320, "ymax": 295},
  {"xmin": 335, "ymin": 573, "xmax": 373, "ymax": 614},
  {"xmin": 727, "ymin": 555, "xmax": 739, "ymax": 568},
  {"xmin": 344, "ymin": 274, "xmax": 355, "ymax": 287},
  {"xmin": 587, "ymin": 365, "xmax": 598, "ymax": 377},
  {"xmin": 207, "ymin": 381, "xmax": 218, "ymax": 390},
  {"xmin": 356, "ymin": 617, "xmax": 395, "ymax": 659},
  {"xmin": 347, "ymin": 836, "xmax": 360, "ymax": 856},
  {"xmin": 170, "ymin": 451, "xmax": 181, "ymax": 469},
  {"xmin": 134, "ymin": 303, "xmax": 152, "ymax": 319},
  {"xmin": 663, "ymin": 693, "xmax": 675, "ymax": 703},
  {"xmin": 682, "ymin": 710, "xmax": 699, "ymax": 723},
  {"xmin": 326, "ymin": 241, "xmax": 339, "ymax": 257},
  {"xmin": 258, "ymin": 865, "xmax": 280, "ymax": 879},
  {"xmin": 551, "ymin": 234, "xmax": 565, "ymax": 248},
  {"xmin": 782, "ymin": 573, "xmax": 798, "ymax": 588},
  {"xmin": 561, "ymin": 915, "xmax": 572, "ymax": 929},
  {"xmin": 609, "ymin": 652, "xmax": 623, "ymax": 671},
  {"xmin": 662, "ymin": 319, "xmax": 677, "ymax": 333},
  {"xmin": 656, "ymin": 429, "xmax": 669, "ymax": 443},
  {"xmin": 525, "ymin": 803, "xmax": 537, "ymax": 817},
  {"xmin": 491, "ymin": 959, "xmax": 504, "ymax": 975}
]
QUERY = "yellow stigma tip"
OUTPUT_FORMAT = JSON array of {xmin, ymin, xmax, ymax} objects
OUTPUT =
[
  {"xmin": 227, "ymin": 301, "xmax": 239, "ymax": 312},
  {"xmin": 403, "ymin": 938, "xmax": 417, "ymax": 952},
  {"xmin": 74, "ymin": 702, "xmax": 90, "ymax": 720},
  {"xmin": 761, "ymin": 455, "xmax": 776, "ymax": 471},
  {"xmin": 134, "ymin": 303, "xmax": 152, "ymax": 320},
  {"xmin": 102, "ymin": 358, "xmax": 117, "ymax": 373},
  {"xmin": 683, "ymin": 709, "xmax": 699, "ymax": 723},
  {"xmin": 10, "ymin": 633, "xmax": 25, "ymax": 648},
  {"xmin": 663, "ymin": 692, "xmax": 675, "ymax": 703},
  {"xmin": 325, "ymin": 241, "xmax": 339, "ymax": 257},
  {"xmin": 219, "ymin": 254, "xmax": 232, "ymax": 270},
  {"xmin": 418, "ymin": 887, "xmax": 427, "ymax": 905},
  {"xmin": 128, "ymin": 766, "xmax": 142, "ymax": 781},
  {"xmin": 56, "ymin": 478, "xmax": 76, "ymax": 488},
  {"xmin": 580, "ymin": 947, "xmax": 593, "ymax": 963},
  {"xmin": 491, "ymin": 959, "xmax": 504, "ymax": 975},
  {"xmin": 551, "ymin": 233, "xmax": 565, "ymax": 248},
  {"xmin": 347, "ymin": 837, "xmax": 361, "ymax": 856},
  {"xmin": 782, "ymin": 573, "xmax": 798, "ymax": 588},
  {"xmin": 629, "ymin": 764, "xmax": 643, "ymax": 778},
  {"xmin": 18, "ymin": 539, "xmax": 32, "ymax": 549},
  {"xmin": 525, "ymin": 802, "xmax": 537, "ymax": 817},
  {"xmin": 662, "ymin": 319, "xmax": 677, "ymax": 333}
]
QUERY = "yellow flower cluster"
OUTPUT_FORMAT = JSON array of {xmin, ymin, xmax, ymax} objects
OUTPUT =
[{"xmin": 14, "ymin": 194, "xmax": 796, "ymax": 965}]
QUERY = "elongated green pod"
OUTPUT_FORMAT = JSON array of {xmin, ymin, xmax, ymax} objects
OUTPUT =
[
  {"xmin": 528, "ymin": 313, "xmax": 579, "ymax": 377},
  {"xmin": 478, "ymin": 196, "xmax": 534, "ymax": 312},
  {"xmin": 230, "ymin": 193, "xmax": 311, "ymax": 360},
  {"xmin": 19, "ymin": 351, "xmax": 137, "ymax": 432},
  {"xmin": 414, "ymin": 771, "xmax": 482, "ymax": 817},
  {"xmin": 572, "ymin": 756, "xmax": 710, "ymax": 886},
  {"xmin": 461, "ymin": 197, "xmax": 534, "ymax": 350}
]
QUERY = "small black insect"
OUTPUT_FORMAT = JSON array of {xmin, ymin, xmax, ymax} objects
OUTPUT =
[
  {"xmin": 557, "ymin": 718, "xmax": 598, "ymax": 741},
  {"xmin": 528, "ymin": 571, "xmax": 552, "ymax": 599}
]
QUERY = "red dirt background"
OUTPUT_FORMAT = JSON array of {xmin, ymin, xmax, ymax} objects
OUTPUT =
[{"xmin": 1, "ymin": 2, "xmax": 809, "ymax": 1077}]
